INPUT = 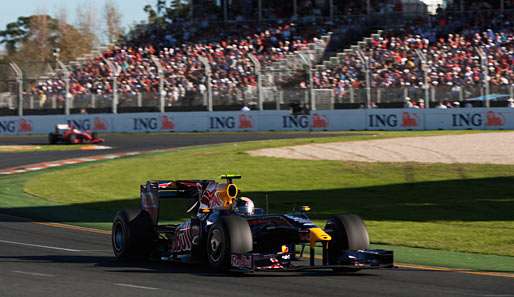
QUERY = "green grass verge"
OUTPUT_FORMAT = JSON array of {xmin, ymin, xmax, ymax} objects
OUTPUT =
[
  {"xmin": 1, "ymin": 130, "xmax": 513, "ymax": 271},
  {"xmin": 370, "ymin": 244, "xmax": 514, "ymax": 272}
]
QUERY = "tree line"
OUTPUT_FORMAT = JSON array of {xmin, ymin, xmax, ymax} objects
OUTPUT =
[
  {"xmin": 0, "ymin": 0, "xmax": 122, "ymax": 66},
  {"xmin": 0, "ymin": 0, "xmax": 194, "ymax": 90}
]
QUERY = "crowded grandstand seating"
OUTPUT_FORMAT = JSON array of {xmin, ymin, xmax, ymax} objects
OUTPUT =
[
  {"xmin": 312, "ymin": 9, "xmax": 513, "ymax": 105},
  {"xmin": 33, "ymin": 21, "xmax": 329, "ymax": 108},
  {"xmin": 29, "ymin": 9, "xmax": 513, "ymax": 111},
  {"xmin": 314, "ymin": 30, "xmax": 513, "ymax": 88}
]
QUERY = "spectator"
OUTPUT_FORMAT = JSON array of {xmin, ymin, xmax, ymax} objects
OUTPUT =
[
  {"xmin": 436, "ymin": 101, "xmax": 448, "ymax": 109},
  {"xmin": 404, "ymin": 97, "xmax": 413, "ymax": 108}
]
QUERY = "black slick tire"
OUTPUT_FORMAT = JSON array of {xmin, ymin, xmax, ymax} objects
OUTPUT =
[
  {"xmin": 325, "ymin": 214, "xmax": 369, "ymax": 270},
  {"xmin": 112, "ymin": 209, "xmax": 156, "ymax": 260},
  {"xmin": 206, "ymin": 216, "xmax": 252, "ymax": 270}
]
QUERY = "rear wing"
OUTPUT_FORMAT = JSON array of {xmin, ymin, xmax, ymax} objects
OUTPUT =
[
  {"xmin": 140, "ymin": 180, "xmax": 214, "ymax": 224},
  {"xmin": 141, "ymin": 180, "xmax": 214, "ymax": 199}
]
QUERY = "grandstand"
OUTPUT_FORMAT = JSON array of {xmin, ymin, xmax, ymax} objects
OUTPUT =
[{"xmin": 0, "ymin": 1, "xmax": 513, "ymax": 116}]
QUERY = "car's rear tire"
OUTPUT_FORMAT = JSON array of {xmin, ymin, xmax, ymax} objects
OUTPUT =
[
  {"xmin": 91, "ymin": 132, "xmax": 98, "ymax": 140},
  {"xmin": 325, "ymin": 214, "xmax": 369, "ymax": 270},
  {"xmin": 112, "ymin": 209, "xmax": 157, "ymax": 260},
  {"xmin": 206, "ymin": 216, "xmax": 252, "ymax": 270}
]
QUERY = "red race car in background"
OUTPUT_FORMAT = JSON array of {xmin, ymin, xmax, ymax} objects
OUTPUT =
[{"xmin": 48, "ymin": 124, "xmax": 104, "ymax": 144}]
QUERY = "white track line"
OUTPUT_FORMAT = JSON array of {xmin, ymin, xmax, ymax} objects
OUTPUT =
[
  {"xmin": 76, "ymin": 158, "xmax": 96, "ymax": 162},
  {"xmin": 12, "ymin": 270, "xmax": 55, "ymax": 277},
  {"xmin": 114, "ymin": 283, "xmax": 158, "ymax": 290},
  {"xmin": 26, "ymin": 167, "xmax": 44, "ymax": 171},
  {"xmin": 0, "ymin": 239, "xmax": 81, "ymax": 252},
  {"xmin": 101, "ymin": 155, "xmax": 120, "ymax": 159},
  {"xmin": 45, "ymin": 163, "xmax": 61, "ymax": 167}
]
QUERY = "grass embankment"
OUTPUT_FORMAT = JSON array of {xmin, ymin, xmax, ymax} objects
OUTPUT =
[{"xmin": 1, "ymin": 131, "xmax": 513, "ymax": 271}]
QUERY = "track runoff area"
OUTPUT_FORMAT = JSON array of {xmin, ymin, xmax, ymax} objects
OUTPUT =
[{"xmin": 0, "ymin": 131, "xmax": 513, "ymax": 297}]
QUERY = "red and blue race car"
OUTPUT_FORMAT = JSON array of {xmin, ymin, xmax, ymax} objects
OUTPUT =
[
  {"xmin": 48, "ymin": 124, "xmax": 104, "ymax": 145},
  {"xmin": 111, "ymin": 175, "xmax": 393, "ymax": 272}
]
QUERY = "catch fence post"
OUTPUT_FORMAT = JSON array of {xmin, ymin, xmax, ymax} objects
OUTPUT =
[
  {"xmin": 415, "ymin": 49, "xmax": 430, "ymax": 108},
  {"xmin": 248, "ymin": 54, "xmax": 263, "ymax": 110},
  {"xmin": 55, "ymin": 58, "xmax": 71, "ymax": 115},
  {"xmin": 354, "ymin": 49, "xmax": 371, "ymax": 108},
  {"xmin": 298, "ymin": 53, "xmax": 315, "ymax": 111},
  {"xmin": 9, "ymin": 62, "xmax": 24, "ymax": 116},
  {"xmin": 199, "ymin": 56, "xmax": 213, "ymax": 111},
  {"xmin": 103, "ymin": 58, "xmax": 121, "ymax": 114},
  {"xmin": 151, "ymin": 56, "xmax": 165, "ymax": 112},
  {"xmin": 476, "ymin": 47, "xmax": 490, "ymax": 108}
]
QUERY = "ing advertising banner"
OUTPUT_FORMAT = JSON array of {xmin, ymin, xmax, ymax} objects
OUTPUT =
[
  {"xmin": 366, "ymin": 109, "xmax": 424, "ymax": 130},
  {"xmin": 425, "ymin": 108, "xmax": 514, "ymax": 130},
  {"xmin": 0, "ymin": 109, "xmax": 513, "ymax": 135}
]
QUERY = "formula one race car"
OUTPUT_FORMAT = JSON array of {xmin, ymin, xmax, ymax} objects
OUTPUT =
[
  {"xmin": 111, "ymin": 175, "xmax": 393, "ymax": 272},
  {"xmin": 48, "ymin": 124, "xmax": 104, "ymax": 144}
]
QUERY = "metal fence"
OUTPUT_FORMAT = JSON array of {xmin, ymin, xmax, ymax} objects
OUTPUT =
[{"xmin": 2, "ymin": 76, "xmax": 512, "ymax": 116}]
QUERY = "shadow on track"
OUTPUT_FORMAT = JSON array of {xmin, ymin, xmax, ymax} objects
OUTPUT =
[{"xmin": 0, "ymin": 254, "xmax": 378, "ymax": 278}]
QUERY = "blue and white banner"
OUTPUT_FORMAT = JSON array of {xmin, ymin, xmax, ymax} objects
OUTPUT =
[{"xmin": 1, "ymin": 108, "xmax": 513, "ymax": 135}]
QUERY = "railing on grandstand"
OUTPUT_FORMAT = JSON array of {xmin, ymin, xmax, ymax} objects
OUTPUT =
[{"xmin": 2, "ymin": 79, "xmax": 513, "ymax": 116}]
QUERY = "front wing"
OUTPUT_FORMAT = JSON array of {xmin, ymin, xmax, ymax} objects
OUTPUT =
[{"xmin": 230, "ymin": 249, "xmax": 394, "ymax": 272}]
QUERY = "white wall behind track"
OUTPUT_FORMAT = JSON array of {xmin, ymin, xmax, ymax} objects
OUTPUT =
[{"xmin": 1, "ymin": 108, "xmax": 513, "ymax": 135}]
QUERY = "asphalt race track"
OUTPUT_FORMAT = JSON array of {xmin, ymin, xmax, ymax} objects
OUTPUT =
[
  {"xmin": 0, "ymin": 132, "xmax": 349, "ymax": 168},
  {"xmin": 0, "ymin": 133, "xmax": 513, "ymax": 297}
]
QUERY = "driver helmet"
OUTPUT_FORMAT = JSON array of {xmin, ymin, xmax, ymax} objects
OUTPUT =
[{"xmin": 234, "ymin": 197, "xmax": 254, "ymax": 215}]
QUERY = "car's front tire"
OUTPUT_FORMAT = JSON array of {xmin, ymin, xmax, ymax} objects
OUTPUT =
[
  {"xmin": 325, "ymin": 214, "xmax": 369, "ymax": 271},
  {"xmin": 206, "ymin": 216, "xmax": 252, "ymax": 270}
]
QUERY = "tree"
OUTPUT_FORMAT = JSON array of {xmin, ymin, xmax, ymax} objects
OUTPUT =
[
  {"xmin": 0, "ymin": 13, "xmax": 96, "ymax": 64},
  {"xmin": 168, "ymin": 0, "xmax": 191, "ymax": 19},
  {"xmin": 157, "ymin": 0, "xmax": 167, "ymax": 15},
  {"xmin": 0, "ymin": 15, "xmax": 55, "ymax": 62},
  {"xmin": 144, "ymin": 5, "xmax": 158, "ymax": 23},
  {"xmin": 104, "ymin": 0, "xmax": 123, "ymax": 43},
  {"xmin": 56, "ymin": 5, "xmax": 93, "ymax": 62},
  {"xmin": 75, "ymin": 1, "xmax": 98, "ymax": 52}
]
